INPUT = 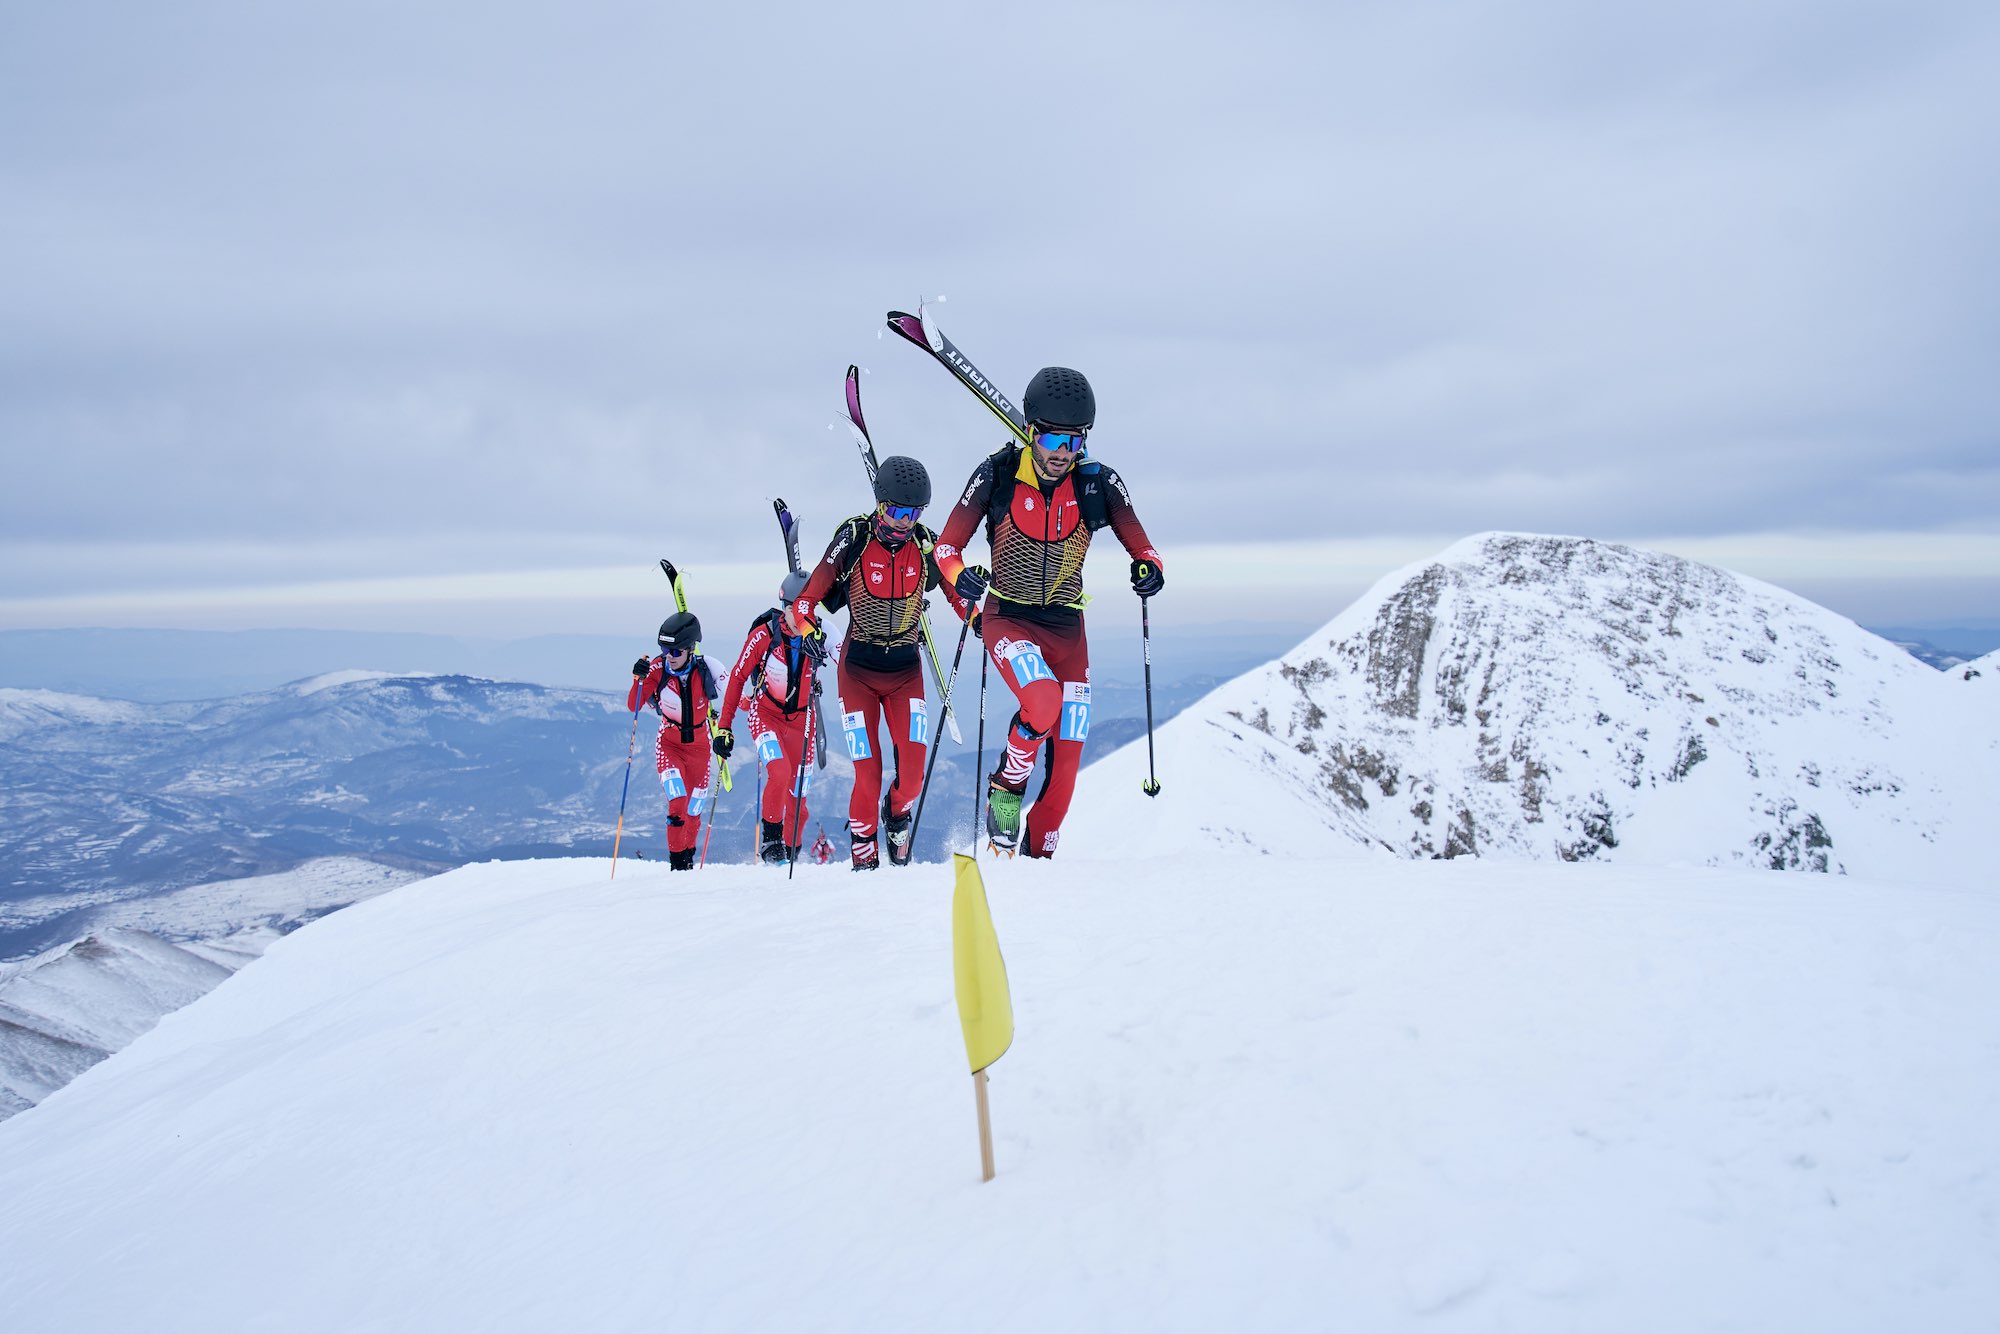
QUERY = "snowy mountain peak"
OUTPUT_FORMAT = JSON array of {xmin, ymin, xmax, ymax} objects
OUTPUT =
[{"xmin": 1080, "ymin": 533, "xmax": 1992, "ymax": 879}]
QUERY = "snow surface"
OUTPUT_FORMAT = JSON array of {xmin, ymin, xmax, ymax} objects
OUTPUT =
[{"xmin": 0, "ymin": 852, "xmax": 1994, "ymax": 1332}]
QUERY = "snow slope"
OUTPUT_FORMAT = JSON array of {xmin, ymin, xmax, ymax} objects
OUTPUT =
[
  {"xmin": 1077, "ymin": 534, "xmax": 1997, "ymax": 881},
  {"xmin": 0, "ymin": 852, "xmax": 1994, "ymax": 1333}
]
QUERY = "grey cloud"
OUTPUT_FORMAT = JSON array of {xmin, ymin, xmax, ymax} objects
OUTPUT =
[{"xmin": 3, "ymin": 0, "xmax": 1998, "ymax": 606}]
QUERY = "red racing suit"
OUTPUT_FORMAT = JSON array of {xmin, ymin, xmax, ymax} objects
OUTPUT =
[
  {"xmin": 933, "ymin": 444, "xmax": 1162, "ymax": 858},
  {"xmin": 790, "ymin": 516, "xmax": 970, "ymax": 849},
  {"xmin": 716, "ymin": 611, "xmax": 822, "ymax": 843},
  {"xmin": 627, "ymin": 654, "xmax": 718, "ymax": 855}
]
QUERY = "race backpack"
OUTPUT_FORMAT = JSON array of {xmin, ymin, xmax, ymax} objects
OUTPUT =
[
  {"xmin": 815, "ymin": 515, "xmax": 940, "ymax": 616},
  {"xmin": 981, "ymin": 443, "xmax": 1112, "ymax": 540}
]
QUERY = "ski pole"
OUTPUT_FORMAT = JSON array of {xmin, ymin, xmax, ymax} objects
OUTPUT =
[
  {"xmin": 610, "ymin": 703, "xmax": 641, "ymax": 878},
  {"xmin": 1140, "ymin": 596, "xmax": 1162, "ymax": 797},
  {"xmin": 909, "ymin": 612, "xmax": 974, "ymax": 854},
  {"xmin": 698, "ymin": 759, "xmax": 723, "ymax": 868},
  {"xmin": 974, "ymin": 644, "xmax": 988, "ymax": 856}
]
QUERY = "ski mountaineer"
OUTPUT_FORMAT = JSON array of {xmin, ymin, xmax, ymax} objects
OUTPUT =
[
  {"xmin": 786, "ymin": 456, "xmax": 971, "ymax": 871},
  {"xmin": 931, "ymin": 367, "xmax": 1165, "ymax": 857},
  {"xmin": 713, "ymin": 570, "xmax": 825, "ymax": 865},
  {"xmin": 626, "ymin": 611, "xmax": 718, "ymax": 871}
]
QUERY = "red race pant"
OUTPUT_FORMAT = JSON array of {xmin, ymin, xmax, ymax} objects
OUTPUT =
[
  {"xmin": 981, "ymin": 603, "xmax": 1092, "ymax": 859},
  {"xmin": 836, "ymin": 653, "xmax": 928, "ymax": 840},
  {"xmin": 747, "ymin": 692, "xmax": 816, "ymax": 841},
  {"xmin": 653, "ymin": 725, "xmax": 715, "ymax": 855}
]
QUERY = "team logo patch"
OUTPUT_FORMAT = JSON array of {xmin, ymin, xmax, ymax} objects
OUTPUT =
[{"xmin": 1041, "ymin": 830, "xmax": 1060, "ymax": 852}]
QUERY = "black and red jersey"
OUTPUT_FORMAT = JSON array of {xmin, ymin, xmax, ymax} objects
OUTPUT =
[
  {"xmin": 934, "ymin": 446, "xmax": 1159, "ymax": 622},
  {"xmin": 791, "ymin": 518, "xmax": 971, "ymax": 669}
]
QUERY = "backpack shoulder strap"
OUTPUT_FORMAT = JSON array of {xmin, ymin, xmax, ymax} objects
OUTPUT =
[
  {"xmin": 1074, "ymin": 459, "xmax": 1111, "ymax": 532},
  {"xmin": 984, "ymin": 443, "xmax": 1023, "ymax": 537}
]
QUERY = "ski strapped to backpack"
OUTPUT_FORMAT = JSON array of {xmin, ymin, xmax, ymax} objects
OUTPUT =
[
  {"xmin": 841, "ymin": 364, "xmax": 965, "ymax": 746},
  {"xmin": 658, "ymin": 558, "xmax": 732, "ymax": 793},
  {"xmin": 771, "ymin": 499, "xmax": 830, "ymax": 770},
  {"xmin": 884, "ymin": 305, "xmax": 1031, "ymax": 446}
]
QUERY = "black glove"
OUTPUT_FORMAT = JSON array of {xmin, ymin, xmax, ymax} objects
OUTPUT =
[
  {"xmin": 711, "ymin": 729, "xmax": 735, "ymax": 760},
  {"xmin": 632, "ymin": 657, "xmax": 652, "ymax": 678},
  {"xmin": 799, "ymin": 621, "xmax": 829, "ymax": 665},
  {"xmin": 1131, "ymin": 557, "xmax": 1165, "ymax": 598},
  {"xmin": 968, "ymin": 608, "xmax": 984, "ymax": 640},
  {"xmin": 955, "ymin": 564, "xmax": 990, "ymax": 602}
]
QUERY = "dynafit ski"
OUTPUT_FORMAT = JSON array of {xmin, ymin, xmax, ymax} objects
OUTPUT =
[
  {"xmin": 885, "ymin": 304, "xmax": 1031, "ymax": 445},
  {"xmin": 842, "ymin": 364, "xmax": 965, "ymax": 747}
]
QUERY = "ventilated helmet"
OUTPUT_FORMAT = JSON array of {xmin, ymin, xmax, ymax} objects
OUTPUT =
[
  {"xmin": 1023, "ymin": 366, "xmax": 1095, "ymax": 430},
  {"xmin": 657, "ymin": 611, "xmax": 701, "ymax": 654},
  {"xmin": 780, "ymin": 570, "xmax": 809, "ymax": 604},
  {"xmin": 873, "ymin": 455, "xmax": 932, "ymax": 509}
]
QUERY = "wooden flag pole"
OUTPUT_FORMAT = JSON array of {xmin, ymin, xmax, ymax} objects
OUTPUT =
[{"xmin": 974, "ymin": 1069, "xmax": 996, "ymax": 1182}]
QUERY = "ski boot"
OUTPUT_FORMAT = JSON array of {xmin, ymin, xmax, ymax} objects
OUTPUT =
[
  {"xmin": 758, "ymin": 819, "xmax": 790, "ymax": 866},
  {"xmin": 985, "ymin": 782, "xmax": 1023, "ymax": 857},
  {"xmin": 850, "ymin": 832, "xmax": 880, "ymax": 872},
  {"xmin": 668, "ymin": 847, "xmax": 697, "ymax": 872},
  {"xmin": 882, "ymin": 798, "xmax": 914, "ymax": 867}
]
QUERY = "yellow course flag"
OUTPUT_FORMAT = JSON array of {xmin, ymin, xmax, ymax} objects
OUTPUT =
[{"xmin": 952, "ymin": 853, "xmax": 1014, "ymax": 1074}]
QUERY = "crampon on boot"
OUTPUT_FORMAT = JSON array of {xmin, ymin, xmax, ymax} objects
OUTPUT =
[
  {"xmin": 985, "ymin": 783, "xmax": 1023, "ymax": 857},
  {"xmin": 759, "ymin": 819, "xmax": 790, "ymax": 866},
  {"xmin": 882, "ymin": 797, "xmax": 913, "ymax": 866}
]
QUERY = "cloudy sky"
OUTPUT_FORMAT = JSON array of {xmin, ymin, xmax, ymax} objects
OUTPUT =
[{"xmin": 4, "ymin": 0, "xmax": 1997, "ymax": 642}]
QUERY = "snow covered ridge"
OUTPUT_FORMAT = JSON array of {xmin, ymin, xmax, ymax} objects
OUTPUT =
[
  {"xmin": 1, "ymin": 855, "xmax": 1995, "ymax": 1330},
  {"xmin": 1080, "ymin": 533, "xmax": 1997, "ymax": 881}
]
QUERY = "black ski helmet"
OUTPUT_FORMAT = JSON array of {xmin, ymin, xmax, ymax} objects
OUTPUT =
[
  {"xmin": 1023, "ymin": 366, "xmax": 1095, "ymax": 429},
  {"xmin": 657, "ymin": 611, "xmax": 701, "ymax": 653},
  {"xmin": 873, "ymin": 455, "xmax": 931, "ymax": 509}
]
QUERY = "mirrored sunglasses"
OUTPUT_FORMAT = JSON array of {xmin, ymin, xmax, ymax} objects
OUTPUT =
[
  {"xmin": 878, "ymin": 503, "xmax": 923, "ymax": 523},
  {"xmin": 1034, "ymin": 427, "xmax": 1087, "ymax": 454}
]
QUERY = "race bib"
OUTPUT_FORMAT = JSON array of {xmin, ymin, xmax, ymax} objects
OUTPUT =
[
  {"xmin": 1002, "ymin": 638, "xmax": 1055, "ymax": 685},
  {"xmin": 689, "ymin": 783, "xmax": 710, "ymax": 816},
  {"xmin": 909, "ymin": 697, "xmax": 929, "ymax": 746},
  {"xmin": 659, "ymin": 767, "xmax": 687, "ymax": 800},
  {"xmin": 792, "ymin": 766, "xmax": 812, "ymax": 797},
  {"xmin": 755, "ymin": 731, "xmax": 783, "ymax": 765},
  {"xmin": 842, "ymin": 708, "xmax": 872, "ymax": 761},
  {"xmin": 1059, "ymin": 680, "xmax": 1091, "ymax": 742}
]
